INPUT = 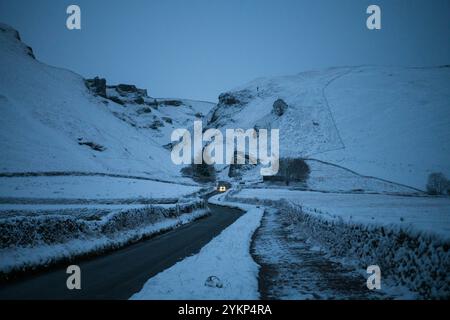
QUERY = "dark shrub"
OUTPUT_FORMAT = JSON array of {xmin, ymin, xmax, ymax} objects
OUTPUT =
[
  {"xmin": 181, "ymin": 162, "xmax": 216, "ymax": 183},
  {"xmin": 163, "ymin": 100, "xmax": 183, "ymax": 107},
  {"xmin": 162, "ymin": 117, "xmax": 173, "ymax": 124},
  {"xmin": 149, "ymin": 119, "xmax": 164, "ymax": 130}
]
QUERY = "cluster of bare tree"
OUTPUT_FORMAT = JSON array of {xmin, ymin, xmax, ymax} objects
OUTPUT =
[
  {"xmin": 263, "ymin": 158, "xmax": 310, "ymax": 186},
  {"xmin": 426, "ymin": 172, "xmax": 450, "ymax": 195}
]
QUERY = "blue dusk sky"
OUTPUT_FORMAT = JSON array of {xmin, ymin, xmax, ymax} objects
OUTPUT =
[{"xmin": 0, "ymin": 0, "xmax": 449, "ymax": 101}]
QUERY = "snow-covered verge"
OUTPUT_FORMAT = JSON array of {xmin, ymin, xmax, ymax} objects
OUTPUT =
[
  {"xmin": 0, "ymin": 198, "xmax": 207, "ymax": 277},
  {"xmin": 130, "ymin": 194, "xmax": 264, "ymax": 300},
  {"xmin": 227, "ymin": 192, "xmax": 450, "ymax": 299}
]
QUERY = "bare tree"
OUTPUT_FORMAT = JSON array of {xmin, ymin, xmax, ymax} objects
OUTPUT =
[
  {"xmin": 426, "ymin": 172, "xmax": 448, "ymax": 195},
  {"xmin": 267, "ymin": 158, "xmax": 310, "ymax": 185}
]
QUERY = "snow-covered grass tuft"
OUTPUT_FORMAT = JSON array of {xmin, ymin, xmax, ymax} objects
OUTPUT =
[{"xmin": 130, "ymin": 195, "xmax": 264, "ymax": 300}]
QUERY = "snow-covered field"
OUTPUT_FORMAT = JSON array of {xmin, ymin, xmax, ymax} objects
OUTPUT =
[
  {"xmin": 131, "ymin": 194, "xmax": 264, "ymax": 300},
  {"xmin": 235, "ymin": 188, "xmax": 450, "ymax": 238},
  {"xmin": 0, "ymin": 176, "xmax": 200, "ymax": 202},
  {"xmin": 0, "ymin": 198, "xmax": 208, "ymax": 275}
]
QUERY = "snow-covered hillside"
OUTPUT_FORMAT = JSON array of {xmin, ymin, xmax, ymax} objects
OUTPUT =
[
  {"xmin": 1, "ymin": 21, "xmax": 448, "ymax": 190},
  {"xmin": 0, "ymin": 23, "xmax": 214, "ymax": 182},
  {"xmin": 207, "ymin": 66, "xmax": 450, "ymax": 190}
]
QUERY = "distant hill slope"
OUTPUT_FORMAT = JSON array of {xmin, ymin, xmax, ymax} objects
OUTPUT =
[
  {"xmin": 0, "ymin": 23, "xmax": 214, "ymax": 182},
  {"xmin": 207, "ymin": 66, "xmax": 450, "ymax": 190}
]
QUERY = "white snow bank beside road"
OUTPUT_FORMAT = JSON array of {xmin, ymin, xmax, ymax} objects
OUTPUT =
[{"xmin": 131, "ymin": 195, "xmax": 264, "ymax": 300}]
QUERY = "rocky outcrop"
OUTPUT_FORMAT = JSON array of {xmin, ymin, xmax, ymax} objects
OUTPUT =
[
  {"xmin": 218, "ymin": 89, "xmax": 253, "ymax": 107},
  {"xmin": 218, "ymin": 92, "xmax": 240, "ymax": 106},
  {"xmin": 272, "ymin": 99, "xmax": 288, "ymax": 116},
  {"xmin": 0, "ymin": 23, "xmax": 35, "ymax": 59},
  {"xmin": 77, "ymin": 139, "xmax": 107, "ymax": 152},
  {"xmin": 116, "ymin": 84, "xmax": 148, "ymax": 97},
  {"xmin": 137, "ymin": 107, "xmax": 152, "ymax": 115},
  {"xmin": 207, "ymin": 89, "xmax": 254, "ymax": 127},
  {"xmin": 161, "ymin": 99, "xmax": 183, "ymax": 107},
  {"xmin": 85, "ymin": 77, "xmax": 154, "ymax": 107},
  {"xmin": 85, "ymin": 77, "xmax": 107, "ymax": 98}
]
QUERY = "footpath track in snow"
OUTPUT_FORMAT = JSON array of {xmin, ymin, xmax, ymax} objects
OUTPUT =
[{"xmin": 252, "ymin": 208, "xmax": 389, "ymax": 299}]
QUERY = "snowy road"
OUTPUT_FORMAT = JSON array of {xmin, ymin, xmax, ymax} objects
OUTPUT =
[{"xmin": 0, "ymin": 203, "xmax": 243, "ymax": 299}]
